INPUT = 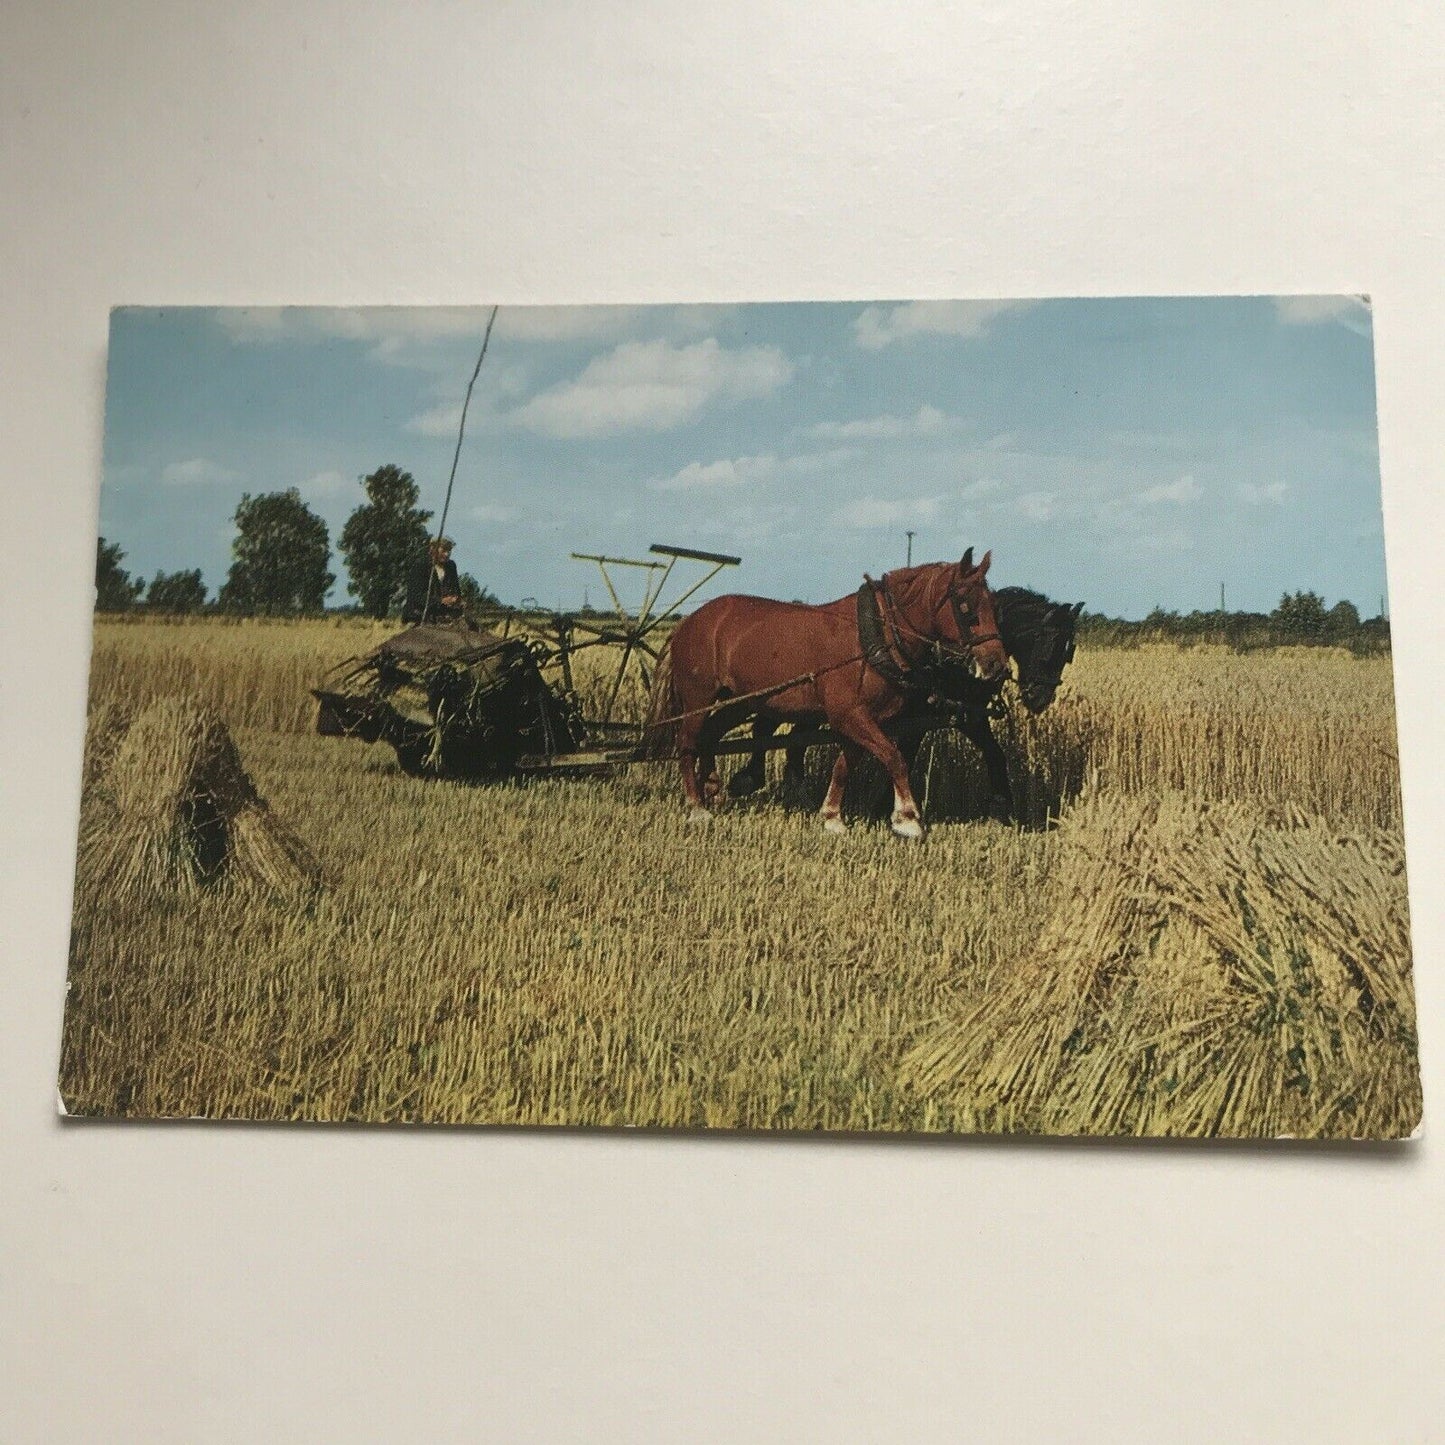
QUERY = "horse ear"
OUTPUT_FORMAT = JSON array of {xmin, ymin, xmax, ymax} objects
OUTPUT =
[
  {"xmin": 1072, "ymin": 601, "xmax": 1084, "ymax": 618},
  {"xmin": 958, "ymin": 547, "xmax": 974, "ymax": 573},
  {"xmin": 975, "ymin": 549, "xmax": 992, "ymax": 577}
]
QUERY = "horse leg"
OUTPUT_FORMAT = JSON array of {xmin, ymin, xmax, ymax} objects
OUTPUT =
[
  {"xmin": 695, "ymin": 714, "xmax": 728, "ymax": 816},
  {"xmin": 780, "ymin": 734, "xmax": 814, "ymax": 814},
  {"xmin": 676, "ymin": 715, "xmax": 711, "ymax": 822},
  {"xmin": 961, "ymin": 708, "xmax": 1014, "ymax": 822},
  {"xmin": 819, "ymin": 747, "xmax": 854, "ymax": 834},
  {"xmin": 783, "ymin": 734, "xmax": 808, "ymax": 791},
  {"xmin": 728, "ymin": 715, "xmax": 776, "ymax": 797},
  {"xmin": 702, "ymin": 755, "xmax": 723, "ymax": 804},
  {"xmin": 834, "ymin": 711, "xmax": 926, "ymax": 839}
]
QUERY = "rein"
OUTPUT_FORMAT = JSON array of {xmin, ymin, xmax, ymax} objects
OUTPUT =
[
  {"xmin": 647, "ymin": 565, "xmax": 1008, "ymax": 734},
  {"xmin": 648, "ymin": 654, "xmax": 866, "ymax": 732},
  {"xmin": 861, "ymin": 571, "xmax": 1002, "ymax": 694}
]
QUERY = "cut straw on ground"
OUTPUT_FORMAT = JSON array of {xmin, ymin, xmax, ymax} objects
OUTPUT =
[{"xmin": 77, "ymin": 697, "xmax": 324, "ymax": 905}]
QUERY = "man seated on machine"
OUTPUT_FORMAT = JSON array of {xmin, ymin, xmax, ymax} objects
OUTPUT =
[{"xmin": 402, "ymin": 537, "xmax": 464, "ymax": 624}]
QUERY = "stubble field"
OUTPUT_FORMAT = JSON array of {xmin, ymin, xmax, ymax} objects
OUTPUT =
[{"xmin": 60, "ymin": 616, "xmax": 1422, "ymax": 1137}]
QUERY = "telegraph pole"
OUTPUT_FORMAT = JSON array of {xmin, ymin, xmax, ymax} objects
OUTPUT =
[{"xmin": 905, "ymin": 530, "xmax": 915, "ymax": 566}]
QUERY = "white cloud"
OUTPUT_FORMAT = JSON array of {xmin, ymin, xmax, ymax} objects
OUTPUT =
[
  {"xmin": 497, "ymin": 306, "xmax": 643, "ymax": 342},
  {"xmin": 853, "ymin": 300, "xmax": 1034, "ymax": 350},
  {"xmin": 215, "ymin": 304, "xmax": 743, "ymax": 377},
  {"xmin": 692, "ymin": 502, "xmax": 801, "ymax": 548},
  {"xmin": 470, "ymin": 502, "xmax": 515, "ymax": 522},
  {"xmin": 160, "ymin": 457, "xmax": 239, "ymax": 487},
  {"xmin": 102, "ymin": 462, "xmax": 146, "ymax": 488},
  {"xmin": 1017, "ymin": 491, "xmax": 1057, "ymax": 521},
  {"xmin": 780, "ymin": 445, "xmax": 861, "ymax": 474},
  {"xmin": 653, "ymin": 454, "xmax": 777, "ymax": 491},
  {"xmin": 511, "ymin": 338, "xmax": 793, "ymax": 438},
  {"xmin": 1134, "ymin": 528, "xmax": 1190, "ymax": 552},
  {"xmin": 1140, "ymin": 474, "xmax": 1201, "ymax": 505},
  {"xmin": 215, "ymin": 306, "xmax": 493, "ymax": 348},
  {"xmin": 407, "ymin": 402, "xmax": 465, "ymax": 438},
  {"xmin": 1272, "ymin": 295, "xmax": 1372, "ymax": 335},
  {"xmin": 959, "ymin": 477, "xmax": 1002, "ymax": 500},
  {"xmin": 1238, "ymin": 480, "xmax": 1290, "ymax": 505},
  {"xmin": 804, "ymin": 403, "xmax": 954, "ymax": 442},
  {"xmin": 213, "ymin": 307, "xmax": 513, "ymax": 382},
  {"xmin": 405, "ymin": 361, "xmax": 532, "ymax": 436},
  {"xmin": 298, "ymin": 470, "xmax": 348, "ymax": 500},
  {"xmin": 835, "ymin": 495, "xmax": 942, "ymax": 529}
]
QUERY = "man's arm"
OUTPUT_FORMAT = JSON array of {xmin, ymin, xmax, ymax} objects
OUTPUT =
[
  {"xmin": 402, "ymin": 560, "xmax": 431, "ymax": 622},
  {"xmin": 440, "ymin": 558, "xmax": 461, "ymax": 603}
]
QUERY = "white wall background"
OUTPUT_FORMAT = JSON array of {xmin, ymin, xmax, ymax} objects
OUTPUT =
[{"xmin": 3, "ymin": 5, "xmax": 1443, "ymax": 1440}]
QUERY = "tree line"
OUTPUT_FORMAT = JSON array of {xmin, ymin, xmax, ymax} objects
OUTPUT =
[
  {"xmin": 1078, "ymin": 592, "xmax": 1390, "ymax": 654},
  {"xmin": 96, "ymin": 465, "xmax": 496, "ymax": 617},
  {"xmin": 97, "ymin": 475, "xmax": 1391, "ymax": 656}
]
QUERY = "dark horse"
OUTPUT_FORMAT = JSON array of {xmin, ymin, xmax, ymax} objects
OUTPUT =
[
  {"xmin": 647, "ymin": 551, "xmax": 1008, "ymax": 838},
  {"xmin": 728, "ymin": 586, "xmax": 1083, "ymax": 822}
]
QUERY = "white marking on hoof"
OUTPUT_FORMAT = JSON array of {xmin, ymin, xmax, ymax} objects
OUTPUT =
[
  {"xmin": 822, "ymin": 815, "xmax": 848, "ymax": 835},
  {"xmin": 687, "ymin": 807, "xmax": 714, "ymax": 826},
  {"xmin": 891, "ymin": 814, "xmax": 924, "ymax": 840}
]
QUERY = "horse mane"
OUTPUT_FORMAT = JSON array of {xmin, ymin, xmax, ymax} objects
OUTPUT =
[
  {"xmin": 992, "ymin": 586, "xmax": 1056, "ymax": 654},
  {"xmin": 881, "ymin": 559, "xmax": 971, "ymax": 617}
]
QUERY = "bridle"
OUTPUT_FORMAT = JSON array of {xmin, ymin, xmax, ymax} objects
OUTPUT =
[
  {"xmin": 1013, "ymin": 619, "xmax": 1076, "ymax": 707},
  {"xmin": 864, "ymin": 567, "xmax": 1004, "ymax": 689}
]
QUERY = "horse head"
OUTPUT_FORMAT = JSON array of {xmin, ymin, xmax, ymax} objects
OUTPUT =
[
  {"xmin": 944, "ymin": 548, "xmax": 1009, "ymax": 682},
  {"xmin": 1007, "ymin": 595, "xmax": 1082, "ymax": 712}
]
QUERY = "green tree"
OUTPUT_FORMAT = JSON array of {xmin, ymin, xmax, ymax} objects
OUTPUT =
[
  {"xmin": 96, "ymin": 538, "xmax": 145, "ymax": 612},
  {"xmin": 146, "ymin": 568, "xmax": 207, "ymax": 613},
  {"xmin": 457, "ymin": 571, "xmax": 500, "ymax": 613},
  {"xmin": 339, "ymin": 465, "xmax": 433, "ymax": 618},
  {"xmin": 1327, "ymin": 598, "xmax": 1361, "ymax": 641},
  {"xmin": 1273, "ymin": 590, "xmax": 1329, "ymax": 643},
  {"xmin": 219, "ymin": 489, "xmax": 334, "ymax": 616}
]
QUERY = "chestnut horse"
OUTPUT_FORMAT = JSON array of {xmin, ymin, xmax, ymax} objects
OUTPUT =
[
  {"xmin": 729, "ymin": 586, "xmax": 1083, "ymax": 823},
  {"xmin": 647, "ymin": 551, "xmax": 1008, "ymax": 837}
]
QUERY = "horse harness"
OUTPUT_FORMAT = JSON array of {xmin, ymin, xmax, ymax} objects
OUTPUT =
[
  {"xmin": 856, "ymin": 574, "xmax": 1003, "ymax": 701},
  {"xmin": 649, "ymin": 571, "xmax": 1007, "ymax": 734}
]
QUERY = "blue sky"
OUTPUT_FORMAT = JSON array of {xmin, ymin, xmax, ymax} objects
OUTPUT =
[{"xmin": 98, "ymin": 297, "xmax": 1387, "ymax": 618}]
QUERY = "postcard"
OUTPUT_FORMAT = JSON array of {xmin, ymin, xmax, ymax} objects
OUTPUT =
[{"xmin": 62, "ymin": 298, "xmax": 1420, "ymax": 1137}]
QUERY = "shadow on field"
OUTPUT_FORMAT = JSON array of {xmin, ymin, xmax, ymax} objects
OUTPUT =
[{"xmin": 746, "ymin": 715, "xmax": 1092, "ymax": 831}]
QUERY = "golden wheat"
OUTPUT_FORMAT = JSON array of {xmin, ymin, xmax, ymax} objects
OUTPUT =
[
  {"xmin": 76, "ymin": 697, "xmax": 324, "ymax": 903},
  {"xmin": 60, "ymin": 618, "xmax": 1418, "ymax": 1136},
  {"xmin": 901, "ymin": 789, "xmax": 1418, "ymax": 1137}
]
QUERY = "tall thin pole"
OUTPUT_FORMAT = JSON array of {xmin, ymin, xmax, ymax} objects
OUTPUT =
[
  {"xmin": 1220, "ymin": 582, "xmax": 1225, "ymax": 613},
  {"xmin": 423, "ymin": 305, "xmax": 499, "ymax": 623},
  {"xmin": 905, "ymin": 530, "xmax": 915, "ymax": 566},
  {"xmin": 436, "ymin": 305, "xmax": 499, "ymax": 544}
]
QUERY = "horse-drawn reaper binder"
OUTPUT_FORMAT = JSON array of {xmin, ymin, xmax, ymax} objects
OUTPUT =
[
  {"xmin": 311, "ymin": 311, "xmax": 1081, "ymax": 825},
  {"xmin": 312, "ymin": 541, "xmax": 1082, "ymax": 834},
  {"xmin": 312, "ymin": 543, "xmax": 743, "ymax": 780}
]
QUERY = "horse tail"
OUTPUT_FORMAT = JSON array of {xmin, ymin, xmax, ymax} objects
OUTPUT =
[{"xmin": 642, "ymin": 642, "xmax": 680, "ymax": 759}]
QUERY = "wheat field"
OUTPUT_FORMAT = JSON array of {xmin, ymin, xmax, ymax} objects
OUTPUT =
[{"xmin": 61, "ymin": 616, "xmax": 1421, "ymax": 1137}]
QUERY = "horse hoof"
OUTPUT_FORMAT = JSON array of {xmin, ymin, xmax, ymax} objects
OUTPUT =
[
  {"xmin": 891, "ymin": 815, "xmax": 925, "ymax": 840},
  {"xmin": 822, "ymin": 815, "xmax": 848, "ymax": 835},
  {"xmin": 687, "ymin": 808, "xmax": 714, "ymax": 826}
]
